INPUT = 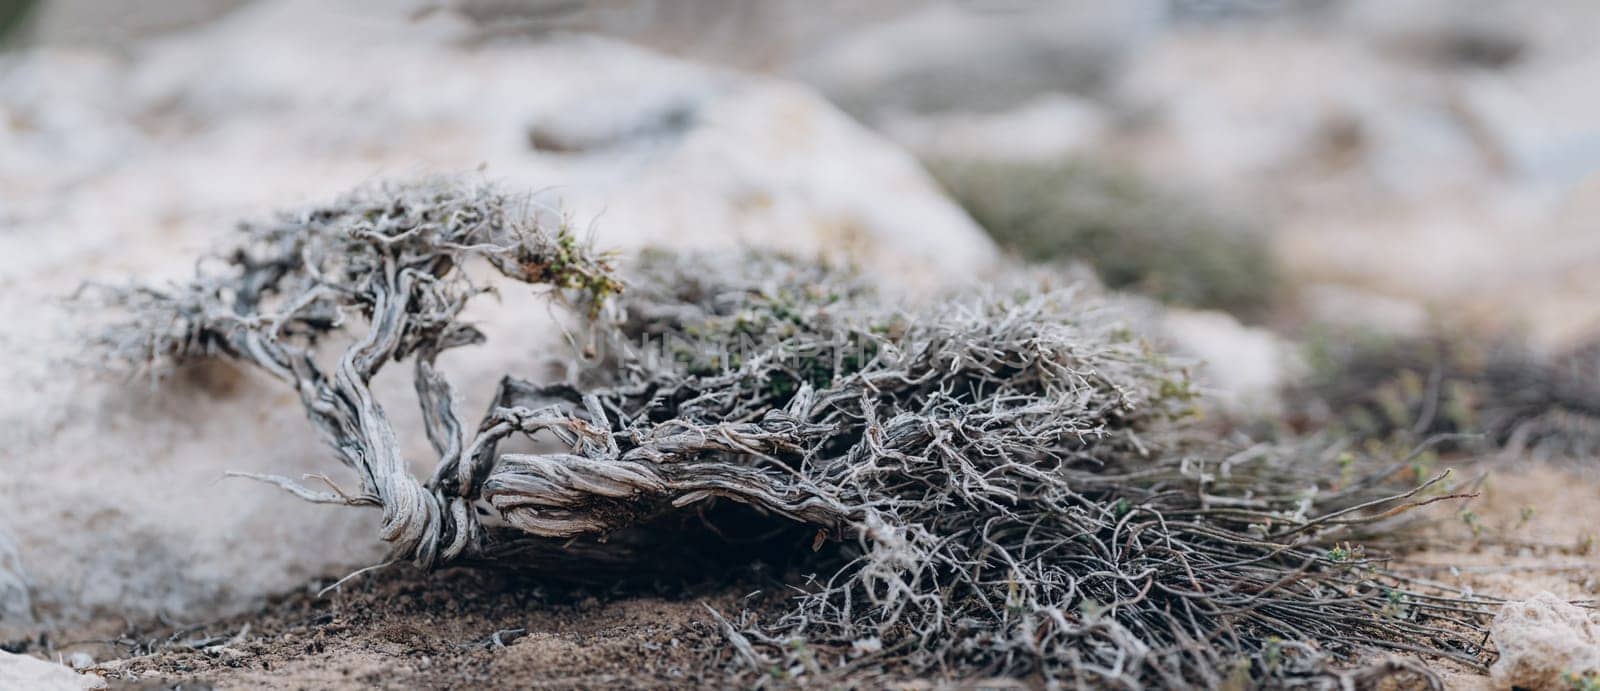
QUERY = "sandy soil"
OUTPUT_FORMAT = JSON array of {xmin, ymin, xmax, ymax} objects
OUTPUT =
[{"xmin": 1404, "ymin": 462, "xmax": 1600, "ymax": 690}]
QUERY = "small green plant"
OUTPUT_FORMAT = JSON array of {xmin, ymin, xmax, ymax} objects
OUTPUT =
[
  {"xmin": 1111, "ymin": 498, "xmax": 1132, "ymax": 518},
  {"xmin": 1460, "ymin": 510, "xmax": 1484, "ymax": 540},
  {"xmin": 1327, "ymin": 542, "xmax": 1365, "ymax": 563},
  {"xmin": 1336, "ymin": 451, "xmax": 1357, "ymax": 487},
  {"xmin": 1565, "ymin": 670, "xmax": 1600, "ymax": 691},
  {"xmin": 1382, "ymin": 589, "xmax": 1409, "ymax": 618}
]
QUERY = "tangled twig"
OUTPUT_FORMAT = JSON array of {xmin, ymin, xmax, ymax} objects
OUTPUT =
[{"xmin": 91, "ymin": 178, "xmax": 618, "ymax": 567}]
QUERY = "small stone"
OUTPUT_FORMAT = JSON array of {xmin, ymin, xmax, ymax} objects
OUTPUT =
[
  {"xmin": 851, "ymin": 637, "xmax": 883, "ymax": 655},
  {"xmin": 0, "ymin": 651, "xmax": 104, "ymax": 690},
  {"xmin": 1489, "ymin": 591, "xmax": 1600, "ymax": 690}
]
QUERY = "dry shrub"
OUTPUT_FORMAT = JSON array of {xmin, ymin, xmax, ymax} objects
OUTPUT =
[{"xmin": 93, "ymin": 180, "xmax": 1494, "ymax": 688}]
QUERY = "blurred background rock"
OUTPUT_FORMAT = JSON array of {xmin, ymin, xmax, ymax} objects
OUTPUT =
[{"xmin": 13, "ymin": 0, "xmax": 1583, "ymax": 346}]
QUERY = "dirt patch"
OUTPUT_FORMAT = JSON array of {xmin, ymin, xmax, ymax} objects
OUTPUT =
[
  {"xmin": 55, "ymin": 568, "xmax": 755, "ymax": 690},
  {"xmin": 1403, "ymin": 462, "xmax": 1600, "ymax": 600}
]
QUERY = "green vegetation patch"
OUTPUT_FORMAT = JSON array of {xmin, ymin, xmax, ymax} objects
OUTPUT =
[{"xmin": 930, "ymin": 157, "xmax": 1280, "ymax": 318}]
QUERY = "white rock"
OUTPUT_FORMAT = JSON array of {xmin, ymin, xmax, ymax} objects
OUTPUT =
[
  {"xmin": 1161, "ymin": 309, "xmax": 1301, "ymax": 417},
  {"xmin": 1297, "ymin": 284, "xmax": 1429, "ymax": 338},
  {"xmin": 0, "ymin": 0, "xmax": 994, "ymax": 633},
  {"xmin": 0, "ymin": 652, "xmax": 104, "ymax": 690},
  {"xmin": 1113, "ymin": 30, "xmax": 1491, "ymax": 201},
  {"xmin": 792, "ymin": 1, "xmax": 1163, "ymax": 119},
  {"xmin": 1490, "ymin": 592, "xmax": 1600, "ymax": 690},
  {"xmin": 1456, "ymin": 57, "xmax": 1600, "ymax": 187},
  {"xmin": 879, "ymin": 93, "xmax": 1110, "ymax": 163},
  {"xmin": 0, "ymin": 531, "xmax": 31, "ymax": 627}
]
